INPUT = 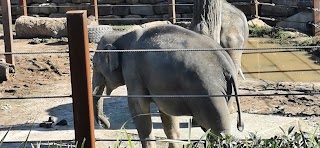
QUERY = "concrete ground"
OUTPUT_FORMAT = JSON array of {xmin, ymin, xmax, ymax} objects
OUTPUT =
[{"xmin": 0, "ymin": 113, "xmax": 318, "ymax": 148}]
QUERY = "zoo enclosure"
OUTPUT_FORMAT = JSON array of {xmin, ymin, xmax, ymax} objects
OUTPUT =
[
  {"xmin": 1, "ymin": 1, "xmax": 320, "ymax": 148},
  {"xmin": 1, "ymin": 0, "xmax": 320, "ymax": 65}
]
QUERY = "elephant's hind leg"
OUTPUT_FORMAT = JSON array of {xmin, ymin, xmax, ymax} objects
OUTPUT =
[
  {"xmin": 159, "ymin": 111, "xmax": 181, "ymax": 148},
  {"xmin": 127, "ymin": 86, "xmax": 156, "ymax": 148}
]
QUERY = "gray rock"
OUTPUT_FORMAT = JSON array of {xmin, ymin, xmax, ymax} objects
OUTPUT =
[
  {"xmin": 98, "ymin": 4, "xmax": 112, "ymax": 16},
  {"xmin": 126, "ymin": 0, "xmax": 139, "ymax": 4},
  {"xmin": 176, "ymin": 0, "xmax": 193, "ymax": 3},
  {"xmin": 58, "ymin": 3, "xmax": 89, "ymax": 13},
  {"xmin": 181, "ymin": 13, "xmax": 193, "ymax": 21},
  {"xmin": 52, "ymin": 0, "xmax": 72, "ymax": 3},
  {"xmin": 113, "ymin": 5, "xmax": 130, "ymax": 16},
  {"xmin": 11, "ymin": 0, "xmax": 20, "ymax": 5},
  {"xmin": 49, "ymin": 13, "xmax": 66, "ymax": 18},
  {"xmin": 176, "ymin": 3, "xmax": 192, "ymax": 14},
  {"xmin": 122, "ymin": 15, "xmax": 142, "ymax": 25},
  {"xmin": 28, "ymin": 4, "xmax": 41, "ymax": 14},
  {"xmin": 162, "ymin": 13, "xmax": 181, "ymax": 20},
  {"xmin": 29, "ymin": 3, "xmax": 58, "ymax": 15},
  {"xmin": 130, "ymin": 4, "xmax": 154, "ymax": 16},
  {"xmin": 33, "ymin": 0, "xmax": 50, "ymax": 3},
  {"xmin": 139, "ymin": 0, "xmax": 157, "ymax": 4},
  {"xmin": 276, "ymin": 12, "xmax": 313, "ymax": 33},
  {"xmin": 261, "ymin": 5, "xmax": 297, "ymax": 17},
  {"xmin": 11, "ymin": 5, "xmax": 21, "ymax": 15},
  {"xmin": 98, "ymin": 0, "xmax": 124, "ymax": 4},
  {"xmin": 72, "ymin": 0, "xmax": 90, "ymax": 4},
  {"xmin": 99, "ymin": 15, "xmax": 121, "ymax": 25},
  {"xmin": 154, "ymin": 2, "xmax": 168, "ymax": 14},
  {"xmin": 141, "ymin": 15, "xmax": 163, "ymax": 23},
  {"xmin": 15, "ymin": 16, "xmax": 67, "ymax": 38}
]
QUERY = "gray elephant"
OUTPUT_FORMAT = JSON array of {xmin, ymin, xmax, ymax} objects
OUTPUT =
[
  {"xmin": 192, "ymin": 0, "xmax": 249, "ymax": 80},
  {"xmin": 92, "ymin": 25, "xmax": 243, "ymax": 148}
]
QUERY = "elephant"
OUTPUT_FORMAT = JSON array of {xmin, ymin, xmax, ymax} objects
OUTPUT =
[
  {"xmin": 192, "ymin": 0, "xmax": 249, "ymax": 80},
  {"xmin": 92, "ymin": 24, "xmax": 243, "ymax": 148}
]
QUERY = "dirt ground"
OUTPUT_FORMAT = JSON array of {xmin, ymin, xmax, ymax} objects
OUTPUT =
[{"xmin": 0, "ymin": 38, "xmax": 319, "ymax": 140}]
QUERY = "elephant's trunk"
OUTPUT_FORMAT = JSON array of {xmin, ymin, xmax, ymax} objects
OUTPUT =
[
  {"xmin": 92, "ymin": 71, "xmax": 111, "ymax": 129},
  {"xmin": 231, "ymin": 75, "xmax": 244, "ymax": 132}
]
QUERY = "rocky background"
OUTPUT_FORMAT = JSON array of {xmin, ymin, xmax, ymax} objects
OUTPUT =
[{"xmin": 0, "ymin": 0, "xmax": 314, "ymax": 25}]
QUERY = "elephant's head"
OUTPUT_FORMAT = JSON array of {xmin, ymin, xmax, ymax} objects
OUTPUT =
[{"xmin": 92, "ymin": 34, "xmax": 125, "ymax": 128}]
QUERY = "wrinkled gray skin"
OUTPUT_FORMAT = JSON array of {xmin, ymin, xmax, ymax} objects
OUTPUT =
[
  {"xmin": 92, "ymin": 25, "xmax": 243, "ymax": 148},
  {"xmin": 0, "ymin": 63, "xmax": 7, "ymax": 83},
  {"xmin": 193, "ymin": 0, "xmax": 249, "ymax": 79},
  {"xmin": 193, "ymin": 0, "xmax": 248, "ymax": 113}
]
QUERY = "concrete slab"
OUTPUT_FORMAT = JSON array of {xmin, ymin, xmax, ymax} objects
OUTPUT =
[{"xmin": 0, "ymin": 113, "xmax": 317, "ymax": 148}]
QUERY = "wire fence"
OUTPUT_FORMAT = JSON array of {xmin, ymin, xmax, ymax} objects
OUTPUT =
[
  {"xmin": 1, "ymin": 0, "xmax": 320, "ymax": 146},
  {"xmin": 2, "ymin": 0, "xmax": 318, "ymax": 26}
]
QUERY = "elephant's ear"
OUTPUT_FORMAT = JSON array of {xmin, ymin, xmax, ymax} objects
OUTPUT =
[{"xmin": 106, "ymin": 44, "xmax": 119, "ymax": 71}]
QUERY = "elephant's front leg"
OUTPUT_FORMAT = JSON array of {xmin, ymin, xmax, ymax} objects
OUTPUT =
[
  {"xmin": 127, "ymin": 93, "xmax": 155, "ymax": 148},
  {"xmin": 92, "ymin": 71, "xmax": 111, "ymax": 128},
  {"xmin": 159, "ymin": 111, "xmax": 181, "ymax": 148}
]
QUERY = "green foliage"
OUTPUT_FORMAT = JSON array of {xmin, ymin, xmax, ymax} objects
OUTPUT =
[
  {"xmin": 1, "ymin": 124, "xmax": 318, "ymax": 148},
  {"xmin": 249, "ymin": 26, "xmax": 273, "ymax": 38},
  {"xmin": 181, "ymin": 126, "xmax": 320, "ymax": 148}
]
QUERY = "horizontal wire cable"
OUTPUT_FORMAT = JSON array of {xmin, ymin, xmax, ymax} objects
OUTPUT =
[
  {"xmin": 0, "ymin": 51, "xmax": 69, "ymax": 55},
  {"xmin": 244, "ymin": 68, "xmax": 320, "ymax": 74},
  {"xmin": 1, "ymin": 91, "xmax": 319, "ymax": 100},
  {"xmin": 0, "ymin": 95, "xmax": 72, "ymax": 100},
  {"xmin": 91, "ymin": 46, "xmax": 320, "ymax": 53},
  {"xmin": 93, "ymin": 92, "xmax": 320, "ymax": 99},
  {"xmin": 0, "ymin": 46, "xmax": 318, "ymax": 55}
]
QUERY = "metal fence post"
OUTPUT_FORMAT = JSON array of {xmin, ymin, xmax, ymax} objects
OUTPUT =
[
  {"xmin": 314, "ymin": 0, "xmax": 320, "ymax": 36},
  {"xmin": 254, "ymin": 0, "xmax": 259, "ymax": 17},
  {"xmin": 168, "ymin": 0, "xmax": 176, "ymax": 23},
  {"xmin": 90, "ymin": 0, "xmax": 99, "ymax": 23},
  {"xmin": 19, "ymin": 0, "xmax": 27, "ymax": 16},
  {"xmin": 1, "ymin": 0, "xmax": 15, "ymax": 65},
  {"xmin": 66, "ymin": 10, "xmax": 96, "ymax": 148}
]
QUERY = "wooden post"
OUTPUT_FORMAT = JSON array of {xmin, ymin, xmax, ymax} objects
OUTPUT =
[
  {"xmin": 90, "ymin": 0, "xmax": 99, "ymax": 23},
  {"xmin": 19, "ymin": 0, "xmax": 27, "ymax": 16},
  {"xmin": 254, "ymin": 0, "xmax": 259, "ymax": 17},
  {"xmin": 314, "ymin": 0, "xmax": 320, "ymax": 36},
  {"xmin": 1, "ymin": 0, "xmax": 15, "ymax": 65},
  {"xmin": 168, "ymin": 0, "xmax": 176, "ymax": 23},
  {"xmin": 66, "ymin": 10, "xmax": 96, "ymax": 148}
]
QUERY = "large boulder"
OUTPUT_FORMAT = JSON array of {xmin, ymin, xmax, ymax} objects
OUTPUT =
[
  {"xmin": 248, "ymin": 18, "xmax": 271, "ymax": 28},
  {"xmin": 15, "ymin": 16, "xmax": 67, "ymax": 38}
]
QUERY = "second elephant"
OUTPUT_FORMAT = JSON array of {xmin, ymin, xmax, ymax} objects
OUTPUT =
[{"xmin": 191, "ymin": 0, "xmax": 249, "ymax": 79}]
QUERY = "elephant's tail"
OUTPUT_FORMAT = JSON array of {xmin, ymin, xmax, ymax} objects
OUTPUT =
[{"xmin": 231, "ymin": 76, "xmax": 244, "ymax": 132}]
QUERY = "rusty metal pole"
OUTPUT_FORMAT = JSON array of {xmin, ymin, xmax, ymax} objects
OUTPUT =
[
  {"xmin": 1, "ymin": 0, "xmax": 15, "ymax": 64},
  {"xmin": 19, "ymin": 0, "xmax": 27, "ymax": 16},
  {"xmin": 168, "ymin": 0, "xmax": 176, "ymax": 23},
  {"xmin": 90, "ymin": 0, "xmax": 99, "ymax": 23},
  {"xmin": 254, "ymin": 0, "xmax": 259, "ymax": 17},
  {"xmin": 66, "ymin": 10, "xmax": 96, "ymax": 148},
  {"xmin": 314, "ymin": 0, "xmax": 320, "ymax": 36}
]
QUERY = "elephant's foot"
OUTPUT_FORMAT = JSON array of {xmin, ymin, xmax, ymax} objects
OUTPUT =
[{"xmin": 97, "ymin": 114, "xmax": 111, "ymax": 129}]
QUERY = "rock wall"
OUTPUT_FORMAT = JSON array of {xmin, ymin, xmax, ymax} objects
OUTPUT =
[{"xmin": 0, "ymin": 0, "xmax": 314, "ymax": 25}]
